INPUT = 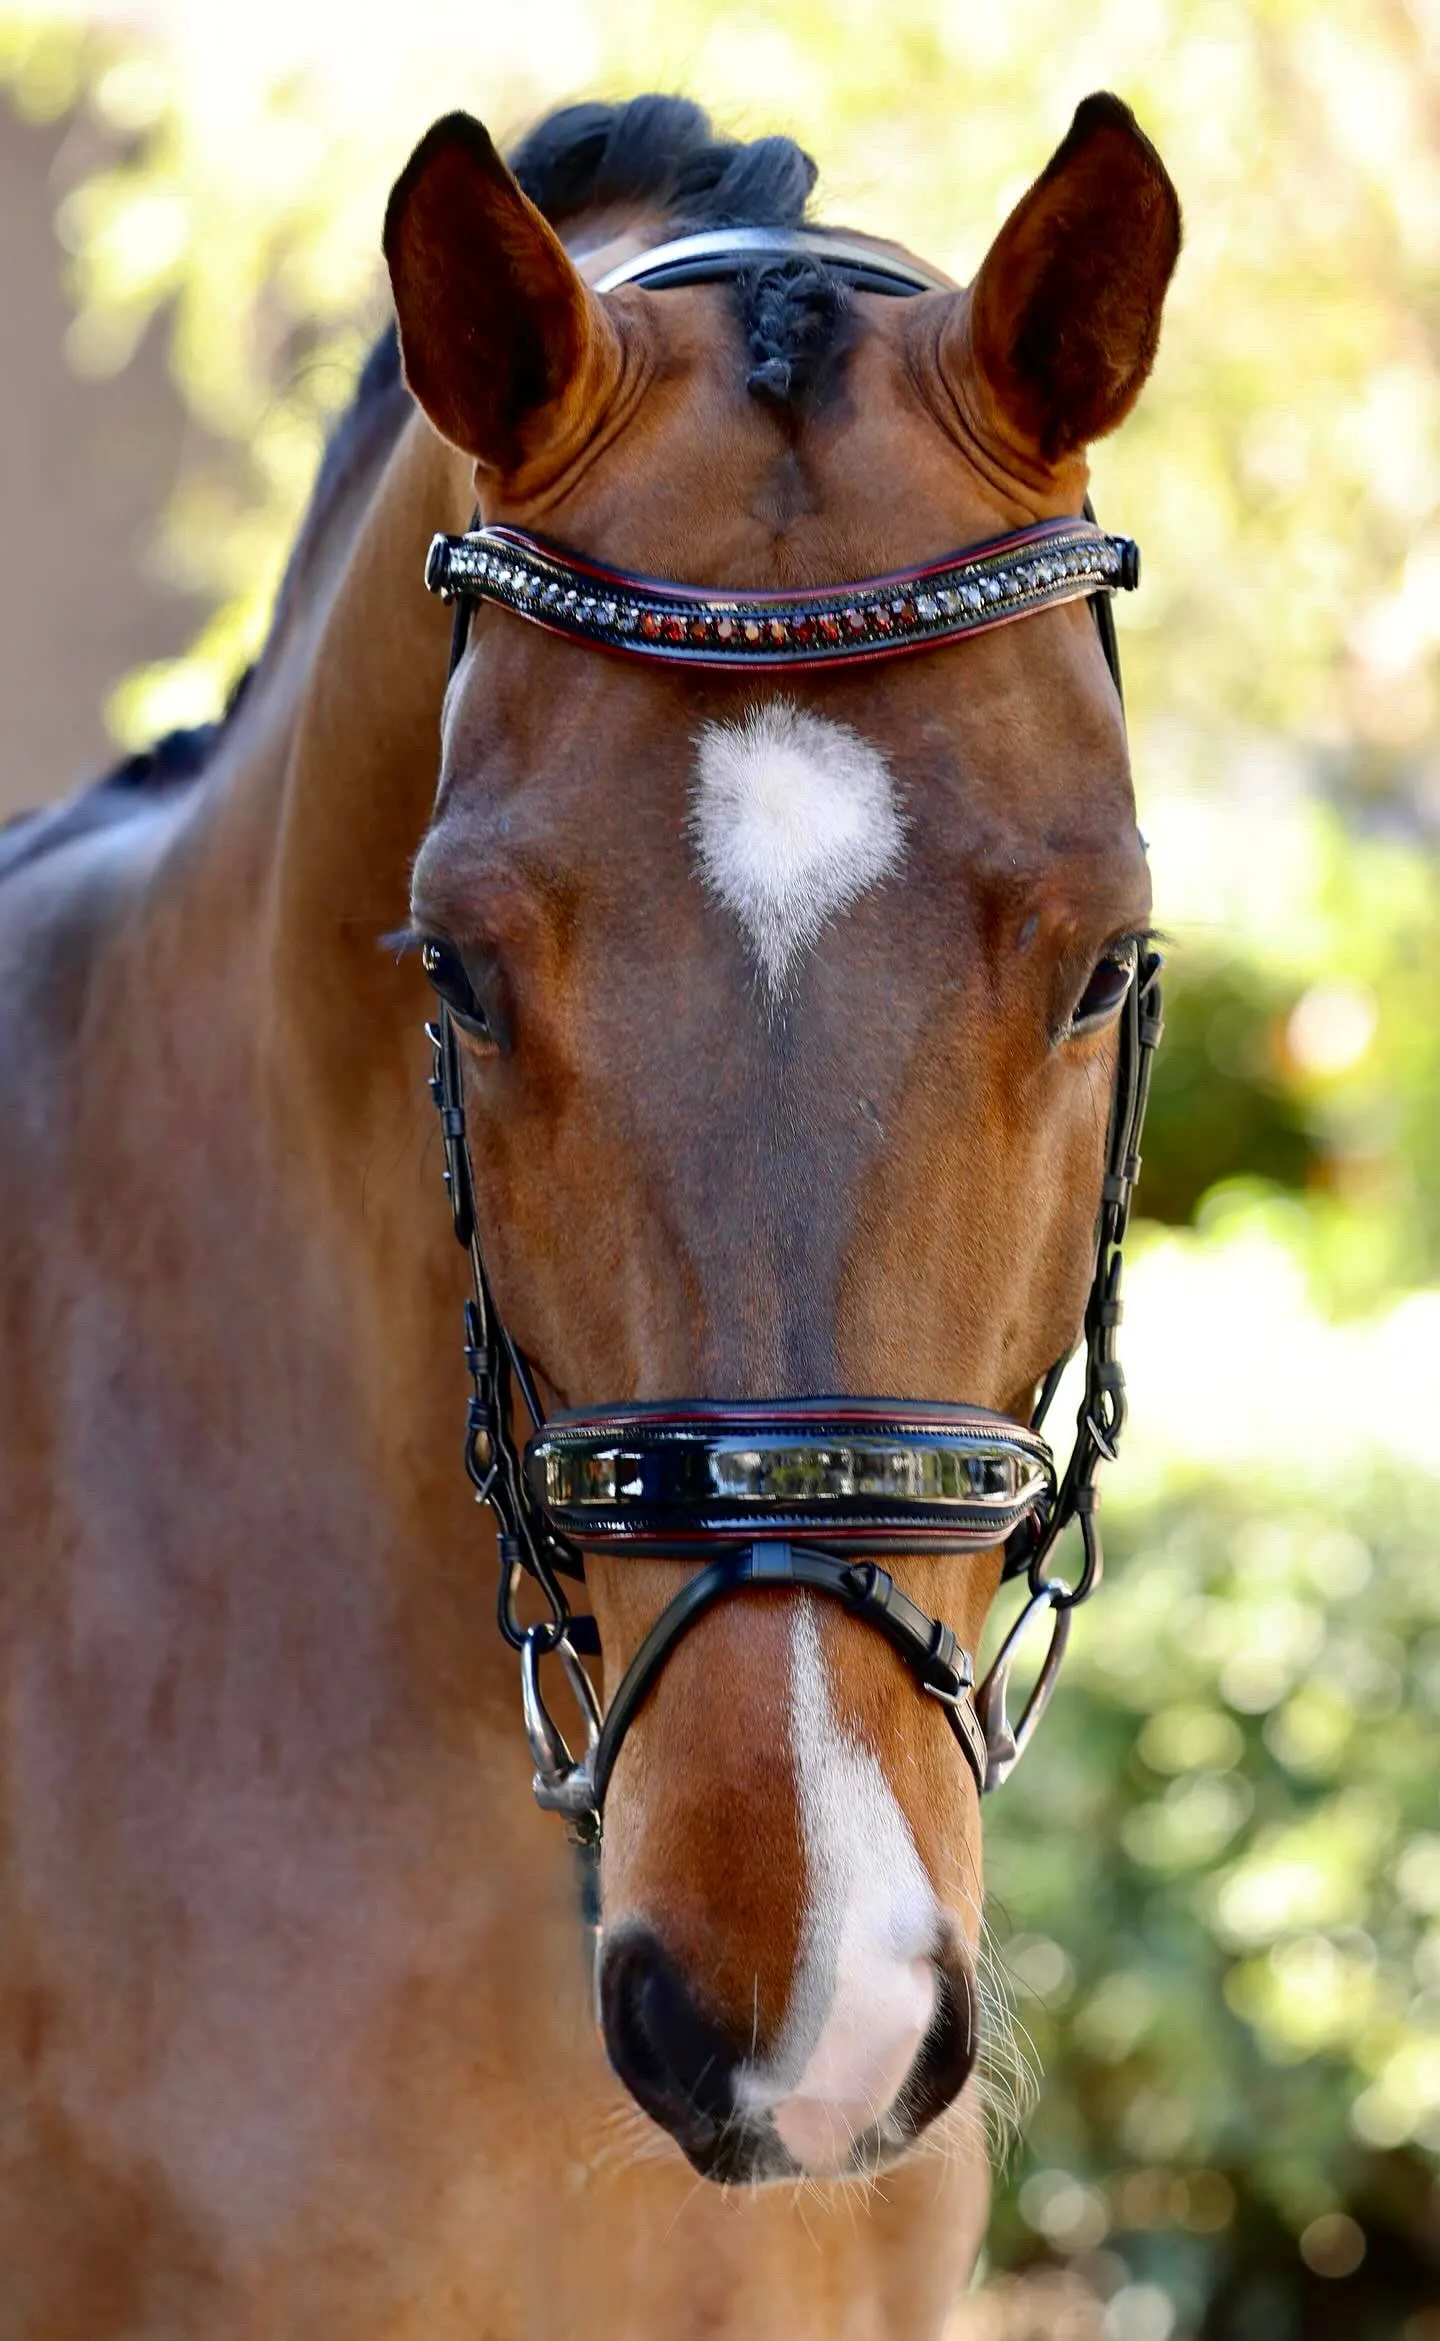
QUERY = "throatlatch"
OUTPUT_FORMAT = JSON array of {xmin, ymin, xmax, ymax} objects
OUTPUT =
[{"xmin": 416, "ymin": 226, "xmax": 1164, "ymax": 1857}]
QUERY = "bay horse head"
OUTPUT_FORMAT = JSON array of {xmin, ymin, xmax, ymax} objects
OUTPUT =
[{"xmin": 383, "ymin": 95, "xmax": 1179, "ymax": 2185}]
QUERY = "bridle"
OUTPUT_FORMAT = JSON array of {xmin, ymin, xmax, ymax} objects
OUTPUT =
[{"xmin": 416, "ymin": 228, "xmax": 1164, "ymax": 1896}]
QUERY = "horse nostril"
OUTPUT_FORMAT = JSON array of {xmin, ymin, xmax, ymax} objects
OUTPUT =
[
  {"xmin": 900, "ymin": 1947, "xmax": 979, "ymax": 2137},
  {"xmin": 600, "ymin": 1926, "xmax": 741, "ymax": 2142}
]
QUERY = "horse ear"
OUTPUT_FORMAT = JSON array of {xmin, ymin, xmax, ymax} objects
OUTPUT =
[
  {"xmin": 383, "ymin": 111, "xmax": 624, "ymax": 476},
  {"xmin": 941, "ymin": 93, "xmax": 1181, "ymax": 471}
]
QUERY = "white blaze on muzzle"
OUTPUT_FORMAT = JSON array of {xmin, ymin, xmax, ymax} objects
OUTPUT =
[{"xmin": 736, "ymin": 1597, "xmax": 940, "ymax": 2169}]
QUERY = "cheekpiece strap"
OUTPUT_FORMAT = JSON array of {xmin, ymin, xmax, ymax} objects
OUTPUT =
[{"xmin": 424, "ymin": 517, "xmax": 1139, "ymax": 674}]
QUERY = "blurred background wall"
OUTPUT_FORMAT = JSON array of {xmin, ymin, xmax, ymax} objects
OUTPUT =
[
  {"xmin": 0, "ymin": 94, "xmax": 196, "ymax": 805},
  {"xmin": 1, "ymin": 5, "xmax": 1436, "ymax": 2338}
]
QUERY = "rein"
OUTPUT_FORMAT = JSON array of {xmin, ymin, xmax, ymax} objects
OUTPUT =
[{"xmin": 417, "ymin": 228, "xmax": 1163, "ymax": 1883}]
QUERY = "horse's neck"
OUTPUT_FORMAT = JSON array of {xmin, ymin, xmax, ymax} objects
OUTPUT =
[
  {"xmin": 245, "ymin": 408, "xmax": 483, "ymax": 1513},
  {"xmin": 112, "ymin": 408, "xmax": 484, "ymax": 1611},
  {"xmin": 261, "ymin": 410, "xmax": 470, "ymax": 1103}
]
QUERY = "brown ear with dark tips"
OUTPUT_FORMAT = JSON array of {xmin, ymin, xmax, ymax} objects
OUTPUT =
[
  {"xmin": 942, "ymin": 92, "xmax": 1181, "ymax": 472},
  {"xmin": 383, "ymin": 110, "xmax": 624, "ymax": 477}
]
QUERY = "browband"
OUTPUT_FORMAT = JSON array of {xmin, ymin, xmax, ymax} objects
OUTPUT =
[{"xmin": 424, "ymin": 516, "xmax": 1138, "ymax": 673}]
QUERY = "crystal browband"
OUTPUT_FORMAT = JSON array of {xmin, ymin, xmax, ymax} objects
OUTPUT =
[
  {"xmin": 525, "ymin": 1399, "xmax": 1057, "ymax": 1555},
  {"xmin": 424, "ymin": 517, "xmax": 1140, "ymax": 672}
]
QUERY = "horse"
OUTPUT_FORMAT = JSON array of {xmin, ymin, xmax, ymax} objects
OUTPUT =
[{"xmin": 0, "ymin": 88, "xmax": 1179, "ymax": 2340}]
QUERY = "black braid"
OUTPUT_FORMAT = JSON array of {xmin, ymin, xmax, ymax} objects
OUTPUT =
[{"xmin": 740, "ymin": 258, "xmax": 853, "ymax": 411}]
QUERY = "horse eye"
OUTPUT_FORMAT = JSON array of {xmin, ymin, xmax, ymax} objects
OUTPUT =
[
  {"xmin": 1068, "ymin": 943, "xmax": 1138, "ymax": 1038},
  {"xmin": 419, "ymin": 938, "xmax": 491, "ymax": 1039}
]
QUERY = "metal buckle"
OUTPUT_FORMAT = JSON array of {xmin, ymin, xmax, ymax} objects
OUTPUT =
[{"xmin": 975, "ymin": 1578, "xmax": 1074, "ymax": 1792}]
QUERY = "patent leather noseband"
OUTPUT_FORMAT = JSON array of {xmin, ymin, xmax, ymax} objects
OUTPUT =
[
  {"xmin": 417, "ymin": 227, "xmax": 1163, "ymax": 1865},
  {"xmin": 528, "ymin": 1397, "xmax": 1056, "ymax": 1552}
]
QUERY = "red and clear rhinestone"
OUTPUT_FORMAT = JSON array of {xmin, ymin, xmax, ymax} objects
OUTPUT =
[
  {"xmin": 818, "ymin": 614, "xmax": 841, "ymax": 645},
  {"xmin": 871, "ymin": 604, "xmax": 894, "ymax": 635},
  {"xmin": 689, "ymin": 616, "xmax": 710, "ymax": 644},
  {"xmin": 767, "ymin": 617, "xmax": 789, "ymax": 646},
  {"xmin": 897, "ymin": 599, "xmax": 917, "ymax": 625},
  {"xmin": 639, "ymin": 610, "xmax": 662, "ymax": 641},
  {"xmin": 662, "ymin": 614, "xmax": 687, "ymax": 645},
  {"xmin": 791, "ymin": 614, "xmax": 814, "ymax": 646},
  {"xmin": 844, "ymin": 608, "xmax": 866, "ymax": 637}
]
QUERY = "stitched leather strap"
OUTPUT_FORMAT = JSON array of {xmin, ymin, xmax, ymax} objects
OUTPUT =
[{"xmin": 584, "ymin": 1541, "xmax": 989, "ymax": 1822}]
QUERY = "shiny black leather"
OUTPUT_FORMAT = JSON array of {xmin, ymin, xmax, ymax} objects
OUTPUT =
[{"xmin": 526, "ymin": 1396, "xmax": 1056, "ymax": 1554}]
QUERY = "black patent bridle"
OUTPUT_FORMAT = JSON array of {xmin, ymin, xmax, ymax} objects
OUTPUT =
[{"xmin": 417, "ymin": 227, "xmax": 1164, "ymax": 1880}]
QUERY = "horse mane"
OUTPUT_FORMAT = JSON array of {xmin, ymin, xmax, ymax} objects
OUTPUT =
[{"xmin": 4, "ymin": 93, "xmax": 840, "ymax": 877}]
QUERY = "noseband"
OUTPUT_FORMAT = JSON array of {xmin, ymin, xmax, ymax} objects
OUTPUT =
[{"xmin": 418, "ymin": 229, "xmax": 1163, "ymax": 1870}]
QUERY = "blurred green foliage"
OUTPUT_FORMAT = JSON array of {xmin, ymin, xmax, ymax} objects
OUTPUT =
[
  {"xmin": 985, "ymin": 1465, "xmax": 1440, "ymax": 2337},
  {"xmin": 2, "ymin": 3, "xmax": 1437, "ymax": 2334}
]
